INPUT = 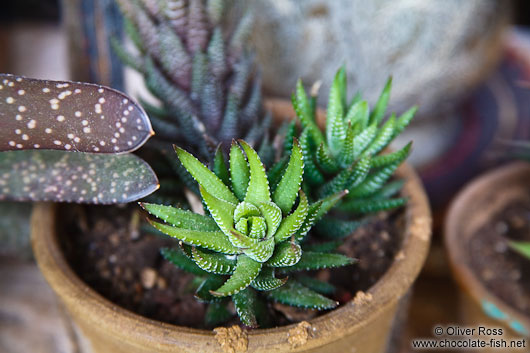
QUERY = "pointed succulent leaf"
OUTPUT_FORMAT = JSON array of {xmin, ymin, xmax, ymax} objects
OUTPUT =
[
  {"xmin": 316, "ymin": 143, "xmax": 339, "ymax": 174},
  {"xmin": 213, "ymin": 146, "xmax": 230, "ymax": 185},
  {"xmin": 317, "ymin": 164, "xmax": 354, "ymax": 199},
  {"xmin": 210, "ymin": 254, "xmax": 262, "ymax": 297},
  {"xmin": 371, "ymin": 142, "xmax": 411, "ymax": 169},
  {"xmin": 345, "ymin": 100, "xmax": 369, "ymax": 127},
  {"xmin": 0, "ymin": 151, "xmax": 158, "ymax": 203},
  {"xmin": 140, "ymin": 203, "xmax": 218, "ymax": 231},
  {"xmin": 345, "ymin": 155, "xmax": 372, "ymax": 189},
  {"xmin": 314, "ymin": 217, "xmax": 363, "ymax": 239},
  {"xmin": 326, "ymin": 68, "xmax": 346, "ymax": 154},
  {"xmin": 176, "ymin": 146, "xmax": 238, "ymax": 204},
  {"xmin": 349, "ymin": 162, "xmax": 400, "ymax": 198},
  {"xmin": 364, "ymin": 114, "xmax": 396, "ymax": 155},
  {"xmin": 226, "ymin": 143, "xmax": 249, "ymax": 202},
  {"xmin": 163, "ymin": 0, "xmax": 188, "ymax": 38},
  {"xmin": 207, "ymin": 0, "xmax": 224, "ymax": 25},
  {"xmin": 292, "ymin": 80, "xmax": 323, "ymax": 144},
  {"xmin": 273, "ymin": 139, "xmax": 304, "ymax": 214},
  {"xmin": 0, "ymin": 74, "xmax": 153, "ymax": 153},
  {"xmin": 274, "ymin": 192, "xmax": 308, "ymax": 243},
  {"xmin": 186, "ymin": 0, "xmax": 209, "ymax": 54},
  {"xmin": 267, "ymin": 157, "xmax": 288, "ymax": 193},
  {"xmin": 370, "ymin": 77, "xmax": 392, "ymax": 125},
  {"xmin": 199, "ymin": 186, "xmax": 236, "ymax": 236},
  {"xmin": 160, "ymin": 247, "xmax": 208, "ymax": 276},
  {"xmin": 205, "ymin": 301, "xmax": 232, "ymax": 327},
  {"xmin": 296, "ymin": 275, "xmax": 336, "ymax": 295},
  {"xmin": 230, "ymin": 12, "xmax": 254, "ymax": 53},
  {"xmin": 233, "ymin": 201, "xmax": 260, "ymax": 222},
  {"xmin": 283, "ymin": 120, "xmax": 297, "ymax": 155},
  {"xmin": 191, "ymin": 246, "xmax": 237, "ymax": 274},
  {"xmin": 340, "ymin": 197, "xmax": 407, "ymax": 214},
  {"xmin": 196, "ymin": 275, "xmax": 226, "ymax": 302},
  {"xmin": 251, "ymin": 267, "xmax": 287, "ymax": 291},
  {"xmin": 159, "ymin": 22, "xmax": 192, "ymax": 89},
  {"xmin": 257, "ymin": 202, "xmax": 282, "ymax": 239},
  {"xmin": 232, "ymin": 288, "xmax": 260, "ymax": 327},
  {"xmin": 338, "ymin": 123, "xmax": 355, "ymax": 167},
  {"xmin": 145, "ymin": 58, "xmax": 195, "ymax": 114},
  {"xmin": 240, "ymin": 140, "xmax": 271, "ymax": 204},
  {"xmin": 219, "ymin": 93, "xmax": 239, "ymax": 142},
  {"xmin": 135, "ymin": 4, "xmax": 160, "ymax": 57},
  {"xmin": 207, "ymin": 28, "xmax": 227, "ymax": 78},
  {"xmin": 190, "ymin": 52, "xmax": 208, "ymax": 101},
  {"xmin": 300, "ymin": 129, "xmax": 325, "ymax": 185},
  {"xmin": 280, "ymin": 251, "xmax": 356, "ymax": 273},
  {"xmin": 294, "ymin": 200, "xmax": 323, "ymax": 242},
  {"xmin": 230, "ymin": 57, "xmax": 251, "ymax": 102},
  {"xmin": 110, "ymin": 37, "xmax": 144, "ymax": 72},
  {"xmin": 371, "ymin": 179, "xmax": 405, "ymax": 199},
  {"xmin": 150, "ymin": 221, "xmax": 239, "ymax": 254},
  {"xmin": 394, "ymin": 106, "xmax": 417, "ymax": 137},
  {"xmin": 239, "ymin": 235, "xmax": 275, "ymax": 263},
  {"xmin": 352, "ymin": 124, "xmax": 377, "ymax": 159},
  {"xmin": 313, "ymin": 190, "xmax": 349, "ymax": 224},
  {"xmin": 266, "ymin": 280, "xmax": 337, "ymax": 310},
  {"xmin": 266, "ymin": 241, "xmax": 302, "ymax": 267}
]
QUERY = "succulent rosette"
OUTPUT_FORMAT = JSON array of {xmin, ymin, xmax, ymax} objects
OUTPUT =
[{"xmin": 141, "ymin": 139, "xmax": 355, "ymax": 327}]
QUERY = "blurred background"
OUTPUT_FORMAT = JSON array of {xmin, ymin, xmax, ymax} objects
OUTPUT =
[{"xmin": 0, "ymin": 1, "xmax": 529, "ymax": 352}]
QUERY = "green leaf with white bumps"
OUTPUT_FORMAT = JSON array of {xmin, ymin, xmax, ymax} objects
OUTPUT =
[
  {"xmin": 176, "ymin": 146, "xmax": 238, "ymax": 204},
  {"xmin": 280, "ymin": 251, "xmax": 356, "ymax": 273},
  {"xmin": 274, "ymin": 192, "xmax": 309, "ymax": 243},
  {"xmin": 150, "ymin": 220, "xmax": 240, "ymax": 254},
  {"xmin": 191, "ymin": 247, "xmax": 236, "ymax": 275},
  {"xmin": 240, "ymin": 140, "xmax": 271, "ymax": 205},
  {"xmin": 251, "ymin": 267, "xmax": 287, "ymax": 291},
  {"xmin": 266, "ymin": 280, "xmax": 337, "ymax": 310},
  {"xmin": 370, "ymin": 77, "xmax": 392, "ymax": 125},
  {"xmin": 229, "ymin": 142, "xmax": 250, "ymax": 201},
  {"xmin": 273, "ymin": 139, "xmax": 304, "ymax": 214},
  {"xmin": 266, "ymin": 241, "xmax": 302, "ymax": 267},
  {"xmin": 210, "ymin": 254, "xmax": 262, "ymax": 297},
  {"xmin": 141, "ymin": 203, "xmax": 218, "ymax": 231}
]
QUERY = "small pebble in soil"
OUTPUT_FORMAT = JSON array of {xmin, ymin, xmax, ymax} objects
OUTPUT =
[
  {"xmin": 141, "ymin": 267, "xmax": 157, "ymax": 289},
  {"xmin": 494, "ymin": 241, "xmax": 507, "ymax": 253},
  {"xmin": 494, "ymin": 221, "xmax": 508, "ymax": 235}
]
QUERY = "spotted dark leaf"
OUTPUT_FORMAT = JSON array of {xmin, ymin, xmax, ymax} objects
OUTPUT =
[
  {"xmin": 0, "ymin": 74, "xmax": 154, "ymax": 153},
  {"xmin": 0, "ymin": 150, "xmax": 159, "ymax": 203}
]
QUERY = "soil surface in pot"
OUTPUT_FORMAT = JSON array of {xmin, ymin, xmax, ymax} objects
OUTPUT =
[
  {"xmin": 468, "ymin": 198, "xmax": 530, "ymax": 316},
  {"xmin": 60, "ymin": 204, "xmax": 405, "ymax": 329}
]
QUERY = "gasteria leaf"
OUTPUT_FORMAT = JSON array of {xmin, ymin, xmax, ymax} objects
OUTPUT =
[
  {"xmin": 0, "ymin": 150, "xmax": 158, "ymax": 203},
  {"xmin": 0, "ymin": 74, "xmax": 153, "ymax": 153}
]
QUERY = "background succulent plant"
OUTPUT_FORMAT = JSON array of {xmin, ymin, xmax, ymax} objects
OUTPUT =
[
  {"xmin": 0, "ymin": 73, "xmax": 158, "ymax": 203},
  {"xmin": 142, "ymin": 139, "xmax": 355, "ymax": 327},
  {"xmin": 509, "ymin": 241, "xmax": 530, "ymax": 260},
  {"xmin": 113, "ymin": 0, "xmax": 272, "ymax": 167},
  {"xmin": 285, "ymin": 67, "xmax": 416, "ymax": 239}
]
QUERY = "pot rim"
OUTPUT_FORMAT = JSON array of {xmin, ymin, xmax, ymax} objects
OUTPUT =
[
  {"xmin": 31, "ymin": 100, "xmax": 432, "ymax": 351},
  {"xmin": 444, "ymin": 161, "xmax": 530, "ymax": 331}
]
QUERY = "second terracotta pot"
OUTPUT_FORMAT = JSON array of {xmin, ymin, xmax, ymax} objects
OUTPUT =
[{"xmin": 445, "ymin": 162, "xmax": 530, "ymax": 342}]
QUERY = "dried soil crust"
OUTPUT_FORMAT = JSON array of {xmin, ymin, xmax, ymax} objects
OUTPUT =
[
  {"xmin": 467, "ymin": 198, "xmax": 530, "ymax": 316},
  {"xmin": 60, "ymin": 203, "xmax": 405, "ymax": 329}
]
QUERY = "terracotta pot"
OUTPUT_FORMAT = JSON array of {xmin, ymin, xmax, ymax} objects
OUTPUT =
[
  {"xmin": 445, "ymin": 162, "xmax": 530, "ymax": 340},
  {"xmin": 32, "ymin": 101, "xmax": 432, "ymax": 353}
]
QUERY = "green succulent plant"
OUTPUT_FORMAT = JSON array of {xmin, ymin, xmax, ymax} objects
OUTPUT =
[
  {"xmin": 0, "ymin": 73, "xmax": 158, "ymax": 203},
  {"xmin": 141, "ymin": 139, "xmax": 355, "ymax": 327},
  {"xmin": 284, "ymin": 67, "xmax": 416, "ymax": 238},
  {"xmin": 113, "ymin": 0, "xmax": 272, "ymax": 166}
]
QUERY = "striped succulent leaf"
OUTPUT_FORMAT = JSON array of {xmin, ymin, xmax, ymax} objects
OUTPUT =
[
  {"xmin": 142, "ymin": 139, "xmax": 354, "ymax": 327},
  {"xmin": 115, "ymin": 0, "xmax": 270, "ymax": 162},
  {"xmin": 290, "ymin": 67, "xmax": 415, "ymax": 236},
  {"xmin": 0, "ymin": 74, "xmax": 158, "ymax": 203}
]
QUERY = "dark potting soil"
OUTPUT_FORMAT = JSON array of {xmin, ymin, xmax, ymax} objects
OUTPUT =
[
  {"xmin": 467, "ymin": 199, "xmax": 530, "ymax": 317},
  {"xmin": 60, "ymin": 203, "xmax": 405, "ymax": 329}
]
